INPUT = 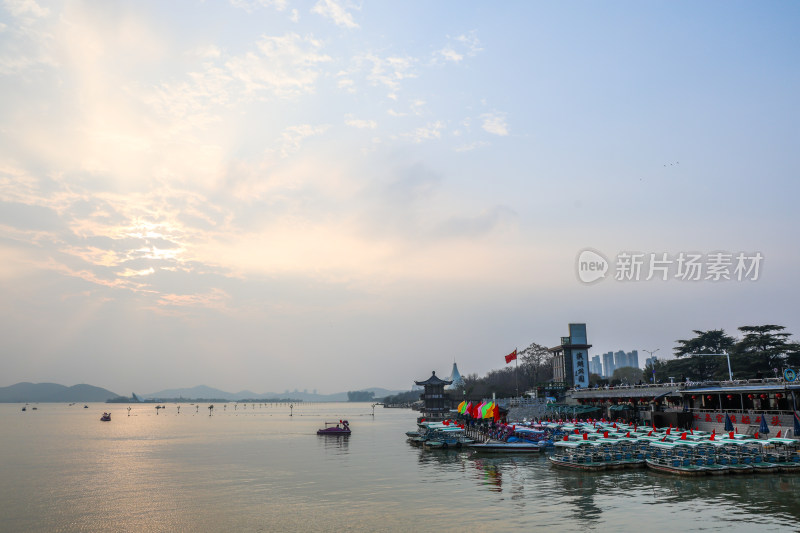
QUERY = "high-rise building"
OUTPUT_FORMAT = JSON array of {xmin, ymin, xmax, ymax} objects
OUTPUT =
[
  {"xmin": 589, "ymin": 356, "xmax": 602, "ymax": 376},
  {"xmin": 614, "ymin": 350, "xmax": 627, "ymax": 372},
  {"xmin": 602, "ymin": 351, "xmax": 615, "ymax": 378},
  {"xmin": 628, "ymin": 350, "xmax": 639, "ymax": 368}
]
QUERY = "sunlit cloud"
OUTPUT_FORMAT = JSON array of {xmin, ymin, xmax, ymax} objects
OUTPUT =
[
  {"xmin": 226, "ymin": 33, "xmax": 332, "ymax": 97},
  {"xmin": 4, "ymin": 0, "xmax": 49, "ymax": 19},
  {"xmin": 311, "ymin": 0, "xmax": 359, "ymax": 29},
  {"xmin": 345, "ymin": 117, "xmax": 377, "ymax": 129},
  {"xmin": 403, "ymin": 121, "xmax": 445, "ymax": 143},
  {"xmin": 357, "ymin": 53, "xmax": 417, "ymax": 99},
  {"xmin": 279, "ymin": 124, "xmax": 330, "ymax": 156},
  {"xmin": 481, "ymin": 111, "xmax": 509, "ymax": 136},
  {"xmin": 229, "ymin": 0, "xmax": 288, "ymax": 13}
]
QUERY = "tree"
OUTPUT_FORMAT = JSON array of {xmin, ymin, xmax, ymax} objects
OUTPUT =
[
  {"xmin": 347, "ymin": 390, "xmax": 375, "ymax": 402},
  {"xmin": 643, "ymin": 358, "xmax": 667, "ymax": 383},
  {"xmin": 673, "ymin": 329, "xmax": 736, "ymax": 380},
  {"xmin": 731, "ymin": 325, "xmax": 793, "ymax": 378},
  {"xmin": 610, "ymin": 367, "xmax": 643, "ymax": 386},
  {"xmin": 519, "ymin": 342, "xmax": 553, "ymax": 386}
]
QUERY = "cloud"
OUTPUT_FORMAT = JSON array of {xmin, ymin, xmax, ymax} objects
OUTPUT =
[
  {"xmin": 226, "ymin": 33, "xmax": 332, "ymax": 98},
  {"xmin": 279, "ymin": 123, "xmax": 330, "ymax": 156},
  {"xmin": 454, "ymin": 141, "xmax": 489, "ymax": 152},
  {"xmin": 437, "ymin": 46, "xmax": 463, "ymax": 63},
  {"xmin": 481, "ymin": 112, "xmax": 509, "ymax": 136},
  {"xmin": 311, "ymin": 0, "xmax": 359, "ymax": 29},
  {"xmin": 358, "ymin": 53, "xmax": 417, "ymax": 99},
  {"xmin": 404, "ymin": 121, "xmax": 445, "ymax": 143},
  {"xmin": 345, "ymin": 117, "xmax": 377, "ymax": 129},
  {"xmin": 4, "ymin": 0, "xmax": 49, "ymax": 19},
  {"xmin": 229, "ymin": 0, "xmax": 288, "ymax": 13},
  {"xmin": 433, "ymin": 32, "xmax": 482, "ymax": 65}
]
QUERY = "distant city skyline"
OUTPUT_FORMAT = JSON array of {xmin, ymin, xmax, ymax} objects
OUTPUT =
[{"xmin": 1, "ymin": 2, "xmax": 798, "ymax": 394}]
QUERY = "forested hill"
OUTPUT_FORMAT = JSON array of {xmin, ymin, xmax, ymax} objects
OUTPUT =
[{"xmin": 0, "ymin": 382, "xmax": 120, "ymax": 402}]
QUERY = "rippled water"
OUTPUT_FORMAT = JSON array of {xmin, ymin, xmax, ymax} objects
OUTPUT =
[{"xmin": 1, "ymin": 403, "xmax": 798, "ymax": 532}]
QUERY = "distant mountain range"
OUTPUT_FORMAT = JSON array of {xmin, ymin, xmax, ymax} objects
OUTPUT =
[
  {"xmin": 0, "ymin": 382, "xmax": 120, "ymax": 403},
  {"xmin": 0, "ymin": 382, "xmax": 406, "ymax": 403}
]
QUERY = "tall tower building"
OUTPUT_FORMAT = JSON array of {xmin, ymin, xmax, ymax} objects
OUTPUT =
[{"xmin": 602, "ymin": 352, "xmax": 615, "ymax": 378}]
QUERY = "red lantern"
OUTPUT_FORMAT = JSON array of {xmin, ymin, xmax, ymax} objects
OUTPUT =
[
  {"xmin": 726, "ymin": 395, "xmax": 732, "ymax": 400},
  {"xmin": 691, "ymin": 395, "xmax": 696, "ymax": 400},
  {"xmin": 760, "ymin": 394, "xmax": 767, "ymax": 400},
  {"xmin": 776, "ymin": 393, "xmax": 782, "ymax": 399},
  {"xmin": 748, "ymin": 394, "xmax": 753, "ymax": 399},
  {"xmin": 707, "ymin": 395, "xmax": 713, "ymax": 400}
]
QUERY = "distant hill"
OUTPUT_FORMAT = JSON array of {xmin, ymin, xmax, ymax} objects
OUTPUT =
[{"xmin": 0, "ymin": 382, "xmax": 120, "ymax": 402}]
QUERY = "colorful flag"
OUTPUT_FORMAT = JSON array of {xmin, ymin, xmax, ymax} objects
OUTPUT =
[{"xmin": 505, "ymin": 349, "xmax": 517, "ymax": 364}]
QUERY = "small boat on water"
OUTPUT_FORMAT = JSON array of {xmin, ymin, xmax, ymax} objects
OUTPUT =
[
  {"xmin": 100, "ymin": 412, "xmax": 111, "ymax": 421},
  {"xmin": 646, "ymin": 441, "xmax": 712, "ymax": 476},
  {"xmin": 549, "ymin": 441, "xmax": 610, "ymax": 470},
  {"xmin": 469, "ymin": 441, "xmax": 545, "ymax": 453},
  {"xmin": 317, "ymin": 420, "xmax": 350, "ymax": 435}
]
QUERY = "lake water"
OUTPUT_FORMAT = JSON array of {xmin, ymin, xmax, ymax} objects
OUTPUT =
[{"xmin": 1, "ymin": 402, "xmax": 799, "ymax": 532}]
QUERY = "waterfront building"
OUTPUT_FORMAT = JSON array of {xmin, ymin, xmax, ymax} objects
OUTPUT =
[
  {"xmin": 414, "ymin": 371, "xmax": 452, "ymax": 420},
  {"xmin": 550, "ymin": 323, "xmax": 592, "ymax": 388}
]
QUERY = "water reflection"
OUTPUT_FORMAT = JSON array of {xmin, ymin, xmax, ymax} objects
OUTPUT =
[
  {"xmin": 471, "ymin": 458, "xmax": 503, "ymax": 492},
  {"xmin": 317, "ymin": 434, "xmax": 350, "ymax": 454}
]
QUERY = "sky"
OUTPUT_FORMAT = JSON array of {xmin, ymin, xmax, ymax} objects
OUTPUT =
[{"xmin": 1, "ymin": 1, "xmax": 799, "ymax": 395}]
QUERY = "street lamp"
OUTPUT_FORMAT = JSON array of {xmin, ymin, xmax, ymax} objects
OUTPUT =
[
  {"xmin": 698, "ymin": 352, "xmax": 733, "ymax": 381},
  {"xmin": 644, "ymin": 348, "xmax": 660, "ymax": 383}
]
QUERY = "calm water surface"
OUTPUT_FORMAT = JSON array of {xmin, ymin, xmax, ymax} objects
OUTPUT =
[{"xmin": 1, "ymin": 403, "xmax": 799, "ymax": 532}]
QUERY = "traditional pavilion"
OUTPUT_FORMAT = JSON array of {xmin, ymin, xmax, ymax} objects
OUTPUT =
[{"xmin": 415, "ymin": 371, "xmax": 453, "ymax": 421}]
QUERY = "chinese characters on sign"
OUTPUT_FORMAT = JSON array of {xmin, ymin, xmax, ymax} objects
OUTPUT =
[
  {"xmin": 573, "ymin": 351, "xmax": 588, "ymax": 388},
  {"xmin": 614, "ymin": 252, "xmax": 762, "ymax": 282}
]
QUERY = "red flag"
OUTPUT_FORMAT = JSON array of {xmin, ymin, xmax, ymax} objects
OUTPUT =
[
  {"xmin": 710, "ymin": 434, "xmax": 715, "ymax": 441},
  {"xmin": 574, "ymin": 428, "xmax": 580, "ymax": 434},
  {"xmin": 777, "ymin": 430, "xmax": 782, "ymax": 438},
  {"xmin": 626, "ymin": 432, "xmax": 631, "ymax": 438},
  {"xmin": 666, "ymin": 428, "xmax": 671, "ymax": 435},
  {"xmin": 680, "ymin": 432, "xmax": 687, "ymax": 440},
  {"xmin": 583, "ymin": 433, "xmax": 588, "ymax": 440},
  {"xmin": 505, "ymin": 349, "xmax": 518, "ymax": 364},
  {"xmin": 754, "ymin": 432, "xmax": 759, "ymax": 439},
  {"xmin": 563, "ymin": 435, "xmax": 569, "ymax": 441},
  {"xmin": 690, "ymin": 428, "xmax": 694, "ymax": 435},
  {"xmin": 648, "ymin": 430, "xmax": 653, "ymax": 436},
  {"xmin": 603, "ymin": 431, "xmax": 609, "ymax": 438},
  {"xmin": 729, "ymin": 431, "xmax": 734, "ymax": 439}
]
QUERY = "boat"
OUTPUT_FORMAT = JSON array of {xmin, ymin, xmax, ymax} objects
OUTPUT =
[
  {"xmin": 645, "ymin": 441, "xmax": 710, "ymax": 476},
  {"xmin": 317, "ymin": 420, "xmax": 350, "ymax": 435},
  {"xmin": 548, "ymin": 441, "xmax": 610, "ymax": 470},
  {"xmin": 468, "ymin": 440, "xmax": 545, "ymax": 453},
  {"xmin": 422, "ymin": 427, "xmax": 472, "ymax": 449},
  {"xmin": 100, "ymin": 412, "xmax": 111, "ymax": 421}
]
